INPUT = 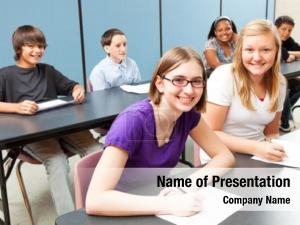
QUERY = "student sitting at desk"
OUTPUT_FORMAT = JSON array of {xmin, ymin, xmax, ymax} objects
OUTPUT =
[
  {"xmin": 86, "ymin": 47, "xmax": 234, "ymax": 216},
  {"xmin": 275, "ymin": 15, "xmax": 300, "ymax": 63},
  {"xmin": 203, "ymin": 16, "xmax": 238, "ymax": 77},
  {"xmin": 275, "ymin": 15, "xmax": 300, "ymax": 132},
  {"xmin": 0, "ymin": 25, "xmax": 101, "ymax": 216},
  {"xmin": 194, "ymin": 19, "xmax": 286, "ymax": 166},
  {"xmin": 89, "ymin": 28, "xmax": 141, "ymax": 90}
]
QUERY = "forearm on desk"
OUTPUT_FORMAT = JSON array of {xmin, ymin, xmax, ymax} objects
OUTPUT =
[
  {"xmin": 86, "ymin": 190, "xmax": 179, "ymax": 216},
  {"xmin": 0, "ymin": 102, "xmax": 18, "ymax": 113},
  {"xmin": 214, "ymin": 131, "xmax": 260, "ymax": 155},
  {"xmin": 288, "ymin": 51, "xmax": 300, "ymax": 59}
]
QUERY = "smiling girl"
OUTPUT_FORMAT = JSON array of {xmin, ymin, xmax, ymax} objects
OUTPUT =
[
  {"xmin": 86, "ymin": 47, "xmax": 234, "ymax": 216},
  {"xmin": 203, "ymin": 16, "xmax": 238, "ymax": 76},
  {"xmin": 200, "ymin": 19, "xmax": 287, "ymax": 163}
]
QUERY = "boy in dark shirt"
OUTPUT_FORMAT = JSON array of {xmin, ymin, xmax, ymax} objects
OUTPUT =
[
  {"xmin": 275, "ymin": 15, "xmax": 300, "ymax": 62},
  {"xmin": 0, "ymin": 25, "xmax": 101, "ymax": 216},
  {"xmin": 275, "ymin": 16, "xmax": 300, "ymax": 132}
]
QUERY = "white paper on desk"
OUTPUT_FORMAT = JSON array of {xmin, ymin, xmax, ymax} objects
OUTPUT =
[
  {"xmin": 157, "ymin": 186, "xmax": 242, "ymax": 225},
  {"xmin": 37, "ymin": 99, "xmax": 75, "ymax": 111},
  {"xmin": 120, "ymin": 83, "xmax": 150, "ymax": 94},
  {"xmin": 252, "ymin": 139, "xmax": 300, "ymax": 167}
]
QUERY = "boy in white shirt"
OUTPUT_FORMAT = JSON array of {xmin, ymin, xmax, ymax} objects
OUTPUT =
[{"xmin": 89, "ymin": 28, "xmax": 141, "ymax": 90}]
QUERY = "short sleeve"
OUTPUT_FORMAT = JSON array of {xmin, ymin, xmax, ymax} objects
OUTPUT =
[
  {"xmin": 186, "ymin": 109, "xmax": 201, "ymax": 130},
  {"xmin": 204, "ymin": 38, "xmax": 218, "ymax": 50},
  {"xmin": 132, "ymin": 60, "xmax": 141, "ymax": 83},
  {"xmin": 289, "ymin": 37, "xmax": 300, "ymax": 51},
  {"xmin": 48, "ymin": 65, "xmax": 77, "ymax": 95},
  {"xmin": 105, "ymin": 111, "xmax": 143, "ymax": 156},
  {"xmin": 207, "ymin": 64, "xmax": 235, "ymax": 106},
  {"xmin": 89, "ymin": 67, "xmax": 107, "ymax": 91}
]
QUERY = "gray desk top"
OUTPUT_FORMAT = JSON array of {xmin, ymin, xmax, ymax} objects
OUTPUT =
[
  {"xmin": 55, "ymin": 153, "xmax": 300, "ymax": 225},
  {"xmin": 0, "ymin": 88, "xmax": 147, "ymax": 149},
  {"xmin": 56, "ymin": 209, "xmax": 299, "ymax": 225},
  {"xmin": 281, "ymin": 60, "xmax": 300, "ymax": 79},
  {"xmin": 55, "ymin": 209, "xmax": 173, "ymax": 225},
  {"xmin": 0, "ymin": 88, "xmax": 147, "ymax": 225}
]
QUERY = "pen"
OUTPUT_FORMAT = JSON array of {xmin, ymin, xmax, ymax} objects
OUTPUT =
[{"xmin": 177, "ymin": 187, "xmax": 187, "ymax": 194}]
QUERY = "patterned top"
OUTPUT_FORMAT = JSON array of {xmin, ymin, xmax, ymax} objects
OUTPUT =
[{"xmin": 203, "ymin": 37, "xmax": 236, "ymax": 70}]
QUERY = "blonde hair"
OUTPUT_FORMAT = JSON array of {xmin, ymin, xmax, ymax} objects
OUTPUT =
[
  {"xmin": 232, "ymin": 19, "xmax": 283, "ymax": 112},
  {"xmin": 149, "ymin": 47, "xmax": 207, "ymax": 111}
]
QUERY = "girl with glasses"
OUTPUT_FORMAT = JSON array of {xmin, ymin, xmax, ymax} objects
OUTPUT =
[{"xmin": 86, "ymin": 47, "xmax": 234, "ymax": 216}]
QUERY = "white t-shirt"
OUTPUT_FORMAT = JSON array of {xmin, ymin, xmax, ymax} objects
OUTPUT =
[{"xmin": 207, "ymin": 64, "xmax": 286, "ymax": 141}]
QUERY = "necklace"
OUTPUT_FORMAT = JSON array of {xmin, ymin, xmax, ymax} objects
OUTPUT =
[{"xmin": 155, "ymin": 105, "xmax": 176, "ymax": 144}]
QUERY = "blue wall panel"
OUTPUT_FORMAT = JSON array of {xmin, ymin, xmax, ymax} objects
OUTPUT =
[
  {"xmin": 0, "ymin": 0, "xmax": 276, "ymax": 84},
  {"xmin": 222, "ymin": 0, "xmax": 268, "ymax": 31},
  {"xmin": 267, "ymin": 0, "xmax": 276, "ymax": 21},
  {"xmin": 0, "ymin": 0, "xmax": 83, "ymax": 83},
  {"xmin": 162, "ymin": 0, "xmax": 220, "ymax": 54},
  {"xmin": 81, "ymin": 0, "xmax": 160, "ymax": 81}
]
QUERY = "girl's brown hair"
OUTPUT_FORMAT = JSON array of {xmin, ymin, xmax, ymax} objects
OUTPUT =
[{"xmin": 149, "ymin": 47, "xmax": 207, "ymax": 111}]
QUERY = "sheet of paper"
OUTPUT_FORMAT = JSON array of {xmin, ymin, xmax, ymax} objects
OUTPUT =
[
  {"xmin": 37, "ymin": 99, "xmax": 74, "ymax": 111},
  {"xmin": 120, "ymin": 83, "xmax": 150, "ymax": 94},
  {"xmin": 157, "ymin": 186, "xmax": 242, "ymax": 225},
  {"xmin": 252, "ymin": 139, "xmax": 300, "ymax": 167}
]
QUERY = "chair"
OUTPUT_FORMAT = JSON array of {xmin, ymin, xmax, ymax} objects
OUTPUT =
[
  {"xmin": 86, "ymin": 79, "xmax": 94, "ymax": 92},
  {"xmin": 15, "ymin": 151, "xmax": 43, "ymax": 225},
  {"xmin": 12, "ymin": 139, "xmax": 78, "ymax": 225},
  {"xmin": 74, "ymin": 150, "xmax": 103, "ymax": 209}
]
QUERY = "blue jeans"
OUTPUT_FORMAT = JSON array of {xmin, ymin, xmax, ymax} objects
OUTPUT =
[{"xmin": 23, "ymin": 130, "xmax": 101, "ymax": 216}]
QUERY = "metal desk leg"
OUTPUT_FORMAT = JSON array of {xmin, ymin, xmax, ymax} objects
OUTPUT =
[{"xmin": 0, "ymin": 151, "xmax": 11, "ymax": 225}]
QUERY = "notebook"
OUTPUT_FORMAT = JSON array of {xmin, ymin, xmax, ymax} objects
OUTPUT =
[
  {"xmin": 120, "ymin": 83, "xmax": 150, "ymax": 94},
  {"xmin": 37, "ymin": 97, "xmax": 75, "ymax": 112}
]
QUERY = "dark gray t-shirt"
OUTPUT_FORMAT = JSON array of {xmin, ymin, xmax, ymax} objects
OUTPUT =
[{"xmin": 0, "ymin": 63, "xmax": 77, "ymax": 103}]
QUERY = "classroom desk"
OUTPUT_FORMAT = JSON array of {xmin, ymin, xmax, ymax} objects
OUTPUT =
[
  {"xmin": 56, "ymin": 209, "xmax": 300, "ymax": 225},
  {"xmin": 0, "ymin": 88, "xmax": 147, "ymax": 225},
  {"xmin": 281, "ymin": 60, "xmax": 300, "ymax": 79},
  {"xmin": 55, "ymin": 149, "xmax": 300, "ymax": 225}
]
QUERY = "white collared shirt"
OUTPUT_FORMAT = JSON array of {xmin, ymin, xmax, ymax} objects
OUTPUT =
[{"xmin": 89, "ymin": 56, "xmax": 141, "ymax": 90}]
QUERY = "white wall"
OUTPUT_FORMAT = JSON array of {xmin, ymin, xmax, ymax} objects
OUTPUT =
[{"xmin": 276, "ymin": 0, "xmax": 300, "ymax": 43}]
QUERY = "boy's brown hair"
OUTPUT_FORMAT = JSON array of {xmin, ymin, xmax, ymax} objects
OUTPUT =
[
  {"xmin": 275, "ymin": 15, "xmax": 295, "ymax": 28},
  {"xmin": 100, "ymin": 28, "xmax": 125, "ymax": 48},
  {"xmin": 12, "ymin": 25, "xmax": 47, "ymax": 61}
]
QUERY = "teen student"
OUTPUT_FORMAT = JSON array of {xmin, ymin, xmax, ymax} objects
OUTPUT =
[
  {"xmin": 195, "ymin": 19, "xmax": 287, "ymax": 166},
  {"xmin": 275, "ymin": 15, "xmax": 300, "ymax": 132},
  {"xmin": 203, "ymin": 16, "xmax": 238, "ymax": 76},
  {"xmin": 89, "ymin": 28, "xmax": 141, "ymax": 90},
  {"xmin": 0, "ymin": 25, "xmax": 101, "ymax": 215},
  {"xmin": 86, "ymin": 47, "xmax": 234, "ymax": 216}
]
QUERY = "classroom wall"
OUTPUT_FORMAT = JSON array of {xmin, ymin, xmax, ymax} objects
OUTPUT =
[
  {"xmin": 161, "ymin": 0, "xmax": 220, "ymax": 53},
  {"xmin": 275, "ymin": 0, "xmax": 300, "ymax": 43},
  {"xmin": 222, "ymin": 0, "xmax": 275, "ymax": 30},
  {"xmin": 0, "ymin": 0, "xmax": 275, "ymax": 86},
  {"xmin": 81, "ymin": 0, "xmax": 160, "ymax": 81},
  {"xmin": 0, "ymin": 0, "xmax": 83, "ymax": 84}
]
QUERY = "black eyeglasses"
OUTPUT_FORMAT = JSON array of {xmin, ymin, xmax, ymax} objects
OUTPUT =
[{"xmin": 159, "ymin": 75, "xmax": 205, "ymax": 88}]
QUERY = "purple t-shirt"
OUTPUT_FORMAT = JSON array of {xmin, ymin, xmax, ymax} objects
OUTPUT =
[{"xmin": 105, "ymin": 99, "xmax": 200, "ymax": 168}]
